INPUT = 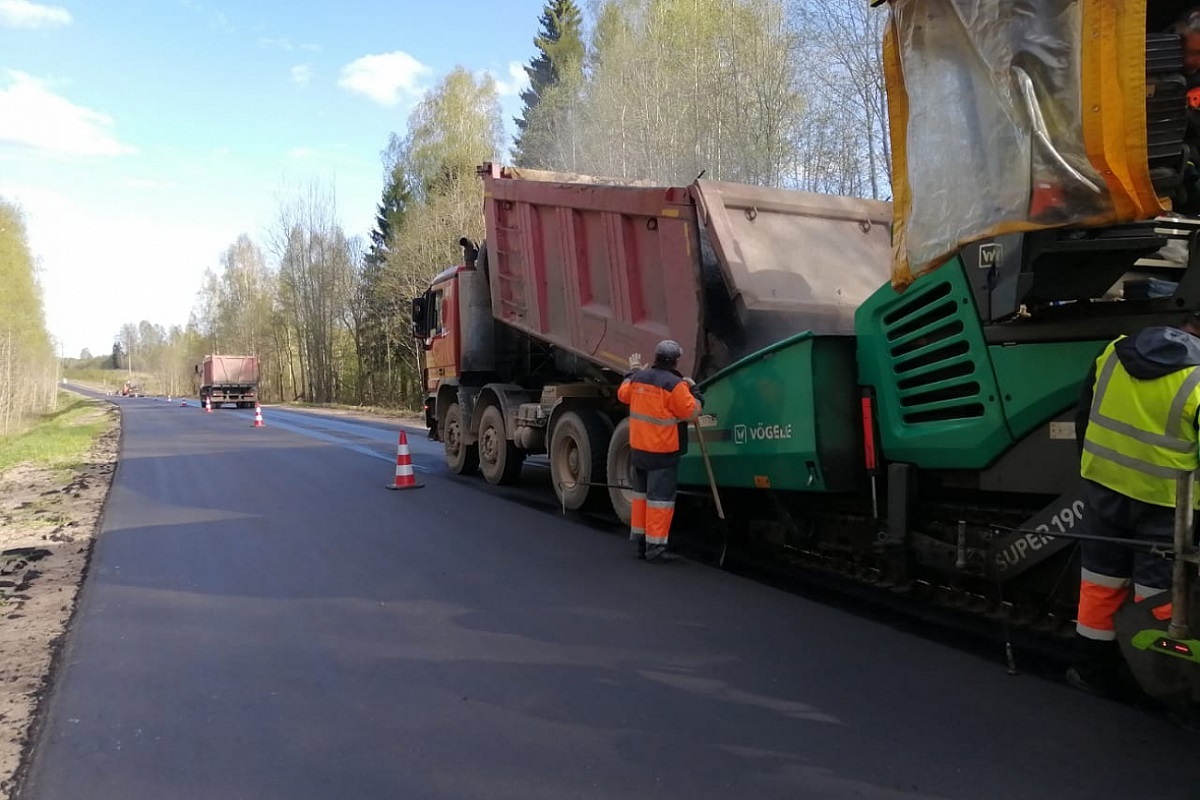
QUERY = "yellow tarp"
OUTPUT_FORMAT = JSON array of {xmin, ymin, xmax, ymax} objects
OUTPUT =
[{"xmin": 884, "ymin": 0, "xmax": 1165, "ymax": 289}]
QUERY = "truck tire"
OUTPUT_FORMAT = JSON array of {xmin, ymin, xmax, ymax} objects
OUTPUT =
[
  {"xmin": 551, "ymin": 410, "xmax": 611, "ymax": 512},
  {"xmin": 606, "ymin": 418, "xmax": 634, "ymax": 526},
  {"xmin": 479, "ymin": 404, "xmax": 523, "ymax": 485},
  {"xmin": 444, "ymin": 403, "xmax": 479, "ymax": 475}
]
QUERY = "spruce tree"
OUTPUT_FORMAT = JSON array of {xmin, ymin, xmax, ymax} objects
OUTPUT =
[
  {"xmin": 365, "ymin": 165, "xmax": 411, "ymax": 271},
  {"xmin": 513, "ymin": 0, "xmax": 584, "ymax": 167}
]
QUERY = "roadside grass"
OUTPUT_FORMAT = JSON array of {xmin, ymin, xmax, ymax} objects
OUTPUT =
[{"xmin": 0, "ymin": 393, "xmax": 113, "ymax": 473}]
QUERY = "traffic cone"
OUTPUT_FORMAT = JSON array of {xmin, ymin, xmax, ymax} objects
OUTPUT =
[
  {"xmin": 386, "ymin": 430, "xmax": 424, "ymax": 490},
  {"xmin": 205, "ymin": 396, "xmax": 212, "ymax": 414},
  {"xmin": 252, "ymin": 402, "xmax": 264, "ymax": 428},
  {"xmin": 167, "ymin": 394, "xmax": 172, "ymax": 403}
]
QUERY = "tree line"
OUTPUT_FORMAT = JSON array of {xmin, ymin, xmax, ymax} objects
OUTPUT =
[
  {"xmin": 66, "ymin": 1, "xmax": 888, "ymax": 413},
  {"xmin": 0, "ymin": 200, "xmax": 58, "ymax": 434}
]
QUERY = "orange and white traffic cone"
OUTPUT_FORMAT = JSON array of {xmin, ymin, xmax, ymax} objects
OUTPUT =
[
  {"xmin": 252, "ymin": 402, "xmax": 264, "ymax": 428},
  {"xmin": 205, "ymin": 396, "xmax": 212, "ymax": 414},
  {"xmin": 386, "ymin": 430, "xmax": 424, "ymax": 490}
]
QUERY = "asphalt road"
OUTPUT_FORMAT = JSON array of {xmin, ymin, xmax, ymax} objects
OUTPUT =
[{"xmin": 18, "ymin": 391, "xmax": 1198, "ymax": 800}]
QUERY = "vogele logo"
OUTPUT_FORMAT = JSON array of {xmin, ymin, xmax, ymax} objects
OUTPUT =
[{"xmin": 733, "ymin": 424, "xmax": 747, "ymax": 445}]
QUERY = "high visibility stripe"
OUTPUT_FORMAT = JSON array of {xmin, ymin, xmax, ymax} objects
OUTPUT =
[
  {"xmin": 632, "ymin": 492, "xmax": 647, "ymax": 501},
  {"xmin": 1089, "ymin": 355, "xmax": 1200, "ymax": 452},
  {"xmin": 1168, "ymin": 368, "xmax": 1200, "ymax": 438},
  {"xmin": 1134, "ymin": 583, "xmax": 1168, "ymax": 599},
  {"xmin": 630, "ymin": 411, "xmax": 676, "ymax": 426},
  {"xmin": 630, "ymin": 527, "xmax": 646, "ymax": 536},
  {"xmin": 394, "ymin": 465, "xmax": 414, "ymax": 477},
  {"xmin": 1087, "ymin": 414, "xmax": 1195, "ymax": 452},
  {"xmin": 647, "ymin": 500, "xmax": 675, "ymax": 510},
  {"xmin": 1076, "ymin": 623, "xmax": 1118, "ymax": 641},
  {"xmin": 1081, "ymin": 567, "xmax": 1131, "ymax": 589},
  {"xmin": 1082, "ymin": 440, "xmax": 1186, "ymax": 479}
]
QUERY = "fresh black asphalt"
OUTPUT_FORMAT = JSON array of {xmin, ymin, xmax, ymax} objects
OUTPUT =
[{"xmin": 17, "ymin": 391, "xmax": 1196, "ymax": 799}]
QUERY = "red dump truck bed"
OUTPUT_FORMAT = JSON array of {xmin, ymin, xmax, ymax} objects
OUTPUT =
[
  {"xmin": 201, "ymin": 355, "xmax": 259, "ymax": 387},
  {"xmin": 479, "ymin": 164, "xmax": 892, "ymax": 377}
]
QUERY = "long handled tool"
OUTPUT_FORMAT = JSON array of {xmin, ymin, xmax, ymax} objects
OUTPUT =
[
  {"xmin": 693, "ymin": 420, "xmax": 725, "ymax": 520},
  {"xmin": 1170, "ymin": 471, "xmax": 1194, "ymax": 640},
  {"xmin": 693, "ymin": 418, "xmax": 729, "ymax": 567}
]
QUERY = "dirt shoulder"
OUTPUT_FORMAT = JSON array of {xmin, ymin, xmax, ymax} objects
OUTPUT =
[
  {"xmin": 273, "ymin": 401, "xmax": 425, "ymax": 430},
  {"xmin": 0, "ymin": 403, "xmax": 119, "ymax": 800}
]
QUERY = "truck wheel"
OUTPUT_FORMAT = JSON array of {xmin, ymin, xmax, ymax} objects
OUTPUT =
[
  {"xmin": 606, "ymin": 418, "xmax": 634, "ymax": 526},
  {"xmin": 444, "ymin": 403, "xmax": 479, "ymax": 475},
  {"xmin": 478, "ymin": 405, "xmax": 523, "ymax": 485},
  {"xmin": 551, "ymin": 410, "xmax": 611, "ymax": 512}
]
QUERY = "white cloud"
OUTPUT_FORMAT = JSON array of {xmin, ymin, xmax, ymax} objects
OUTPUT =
[
  {"xmin": 0, "ymin": 71, "xmax": 136, "ymax": 157},
  {"xmin": 490, "ymin": 61, "xmax": 528, "ymax": 98},
  {"xmin": 0, "ymin": 0, "xmax": 72, "ymax": 28},
  {"xmin": 290, "ymin": 64, "xmax": 312, "ymax": 87},
  {"xmin": 261, "ymin": 37, "xmax": 321, "ymax": 53},
  {"xmin": 338, "ymin": 51, "xmax": 430, "ymax": 107}
]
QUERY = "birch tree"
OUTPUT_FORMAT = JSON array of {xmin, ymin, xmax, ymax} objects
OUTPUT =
[
  {"xmin": 374, "ymin": 67, "xmax": 504, "ymax": 407},
  {"xmin": 788, "ymin": 1, "xmax": 891, "ymax": 199},
  {"xmin": 567, "ymin": 0, "xmax": 803, "ymax": 187},
  {"xmin": 270, "ymin": 181, "xmax": 354, "ymax": 404},
  {"xmin": 0, "ymin": 199, "xmax": 56, "ymax": 434}
]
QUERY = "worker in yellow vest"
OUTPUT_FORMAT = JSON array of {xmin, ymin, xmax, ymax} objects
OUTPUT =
[{"xmin": 1069, "ymin": 312, "xmax": 1200, "ymax": 695}]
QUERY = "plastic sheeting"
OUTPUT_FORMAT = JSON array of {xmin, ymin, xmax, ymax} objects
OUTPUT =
[{"xmin": 885, "ymin": 0, "xmax": 1166, "ymax": 287}]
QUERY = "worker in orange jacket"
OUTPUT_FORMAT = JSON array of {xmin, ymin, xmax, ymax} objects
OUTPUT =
[{"xmin": 617, "ymin": 340, "xmax": 703, "ymax": 563}]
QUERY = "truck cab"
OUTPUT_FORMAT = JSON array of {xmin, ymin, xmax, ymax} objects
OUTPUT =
[{"xmin": 412, "ymin": 265, "xmax": 463, "ymax": 429}]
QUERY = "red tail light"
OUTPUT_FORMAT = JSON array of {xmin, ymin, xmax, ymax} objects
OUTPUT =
[{"xmin": 860, "ymin": 395, "xmax": 878, "ymax": 472}]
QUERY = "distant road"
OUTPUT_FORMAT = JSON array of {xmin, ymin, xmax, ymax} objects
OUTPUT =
[{"xmin": 20, "ymin": 388, "xmax": 1196, "ymax": 800}]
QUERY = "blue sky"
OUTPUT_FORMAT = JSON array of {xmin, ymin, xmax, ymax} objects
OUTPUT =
[{"xmin": 0, "ymin": 0, "xmax": 549, "ymax": 357}]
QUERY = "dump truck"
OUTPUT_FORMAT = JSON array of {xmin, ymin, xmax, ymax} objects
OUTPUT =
[
  {"xmin": 197, "ymin": 355, "xmax": 259, "ymax": 409},
  {"xmin": 412, "ymin": 164, "xmax": 892, "ymax": 509},
  {"xmin": 414, "ymin": 0, "xmax": 1200, "ymax": 708}
]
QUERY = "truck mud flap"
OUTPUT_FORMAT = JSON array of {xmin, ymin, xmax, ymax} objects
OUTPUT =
[{"xmin": 987, "ymin": 477, "xmax": 1085, "ymax": 581}]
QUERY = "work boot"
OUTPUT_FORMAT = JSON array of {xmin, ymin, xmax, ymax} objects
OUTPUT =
[
  {"xmin": 1065, "ymin": 636, "xmax": 1125, "ymax": 698},
  {"xmin": 633, "ymin": 535, "xmax": 646, "ymax": 560},
  {"xmin": 645, "ymin": 544, "xmax": 679, "ymax": 564}
]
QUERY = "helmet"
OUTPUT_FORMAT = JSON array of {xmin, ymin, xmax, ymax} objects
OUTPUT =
[{"xmin": 654, "ymin": 340, "xmax": 683, "ymax": 365}]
